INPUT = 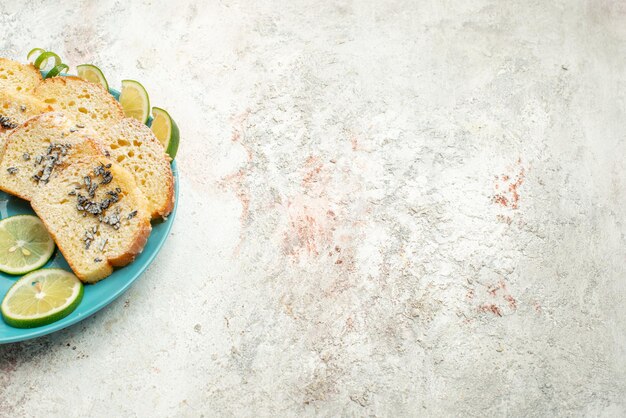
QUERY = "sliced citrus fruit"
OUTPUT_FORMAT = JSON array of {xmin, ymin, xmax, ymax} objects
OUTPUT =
[
  {"xmin": 77, "ymin": 64, "xmax": 109, "ymax": 91},
  {"xmin": 0, "ymin": 215, "xmax": 55, "ymax": 275},
  {"xmin": 1, "ymin": 269, "xmax": 83, "ymax": 328},
  {"xmin": 151, "ymin": 107, "xmax": 179, "ymax": 159},
  {"xmin": 119, "ymin": 79, "xmax": 150, "ymax": 124}
]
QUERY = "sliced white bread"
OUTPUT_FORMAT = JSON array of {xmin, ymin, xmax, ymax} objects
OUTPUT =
[
  {"xmin": 0, "ymin": 58, "xmax": 43, "ymax": 94},
  {"xmin": 31, "ymin": 155, "xmax": 151, "ymax": 283},
  {"xmin": 33, "ymin": 76, "xmax": 124, "ymax": 135},
  {"xmin": 0, "ymin": 91, "xmax": 53, "ymax": 136},
  {"xmin": 0, "ymin": 112, "xmax": 106, "ymax": 200},
  {"xmin": 100, "ymin": 118, "xmax": 174, "ymax": 218}
]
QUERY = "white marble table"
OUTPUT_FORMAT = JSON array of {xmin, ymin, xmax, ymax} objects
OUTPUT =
[{"xmin": 1, "ymin": 1, "xmax": 625, "ymax": 416}]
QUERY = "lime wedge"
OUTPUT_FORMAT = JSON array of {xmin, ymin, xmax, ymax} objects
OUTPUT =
[
  {"xmin": 77, "ymin": 64, "xmax": 109, "ymax": 91},
  {"xmin": 151, "ymin": 107, "xmax": 179, "ymax": 159},
  {"xmin": 0, "ymin": 215, "xmax": 55, "ymax": 275},
  {"xmin": 1, "ymin": 269, "xmax": 83, "ymax": 328},
  {"xmin": 119, "ymin": 80, "xmax": 150, "ymax": 124}
]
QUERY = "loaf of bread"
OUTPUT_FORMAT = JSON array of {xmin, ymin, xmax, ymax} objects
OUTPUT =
[
  {"xmin": 101, "ymin": 118, "xmax": 174, "ymax": 218},
  {"xmin": 34, "ymin": 76, "xmax": 124, "ymax": 135},
  {"xmin": 0, "ymin": 112, "xmax": 106, "ymax": 200},
  {"xmin": 30, "ymin": 155, "xmax": 152, "ymax": 282},
  {"xmin": 0, "ymin": 58, "xmax": 43, "ymax": 94}
]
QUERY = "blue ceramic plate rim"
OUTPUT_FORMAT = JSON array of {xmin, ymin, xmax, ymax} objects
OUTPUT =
[{"xmin": 0, "ymin": 79, "xmax": 178, "ymax": 344}]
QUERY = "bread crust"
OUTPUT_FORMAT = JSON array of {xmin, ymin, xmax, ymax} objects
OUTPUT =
[
  {"xmin": 107, "ymin": 219, "xmax": 151, "ymax": 266},
  {"xmin": 158, "ymin": 176, "xmax": 176, "ymax": 218}
]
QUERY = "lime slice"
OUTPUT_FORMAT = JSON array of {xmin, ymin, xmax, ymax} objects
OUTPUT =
[
  {"xmin": 151, "ymin": 107, "xmax": 179, "ymax": 159},
  {"xmin": 119, "ymin": 80, "xmax": 150, "ymax": 124},
  {"xmin": 0, "ymin": 215, "xmax": 55, "ymax": 275},
  {"xmin": 77, "ymin": 64, "xmax": 109, "ymax": 91},
  {"xmin": 1, "ymin": 269, "xmax": 83, "ymax": 328}
]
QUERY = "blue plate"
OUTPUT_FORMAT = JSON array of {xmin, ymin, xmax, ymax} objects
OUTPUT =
[{"xmin": 0, "ymin": 82, "xmax": 178, "ymax": 344}]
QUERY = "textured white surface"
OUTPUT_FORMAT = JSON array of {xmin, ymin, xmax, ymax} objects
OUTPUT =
[{"xmin": 1, "ymin": 1, "xmax": 626, "ymax": 416}]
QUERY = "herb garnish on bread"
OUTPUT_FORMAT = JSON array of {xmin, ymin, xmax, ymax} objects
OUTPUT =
[
  {"xmin": 30, "ymin": 155, "xmax": 151, "ymax": 283},
  {"xmin": 0, "ymin": 112, "xmax": 106, "ymax": 200}
]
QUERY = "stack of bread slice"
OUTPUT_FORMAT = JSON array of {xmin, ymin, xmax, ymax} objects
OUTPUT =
[{"xmin": 0, "ymin": 58, "xmax": 175, "ymax": 283}]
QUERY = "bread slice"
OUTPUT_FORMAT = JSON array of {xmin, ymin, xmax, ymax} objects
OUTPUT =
[
  {"xmin": 0, "ymin": 112, "xmax": 106, "ymax": 200},
  {"xmin": 0, "ymin": 58, "xmax": 43, "ymax": 94},
  {"xmin": 100, "ymin": 118, "xmax": 174, "ymax": 218},
  {"xmin": 31, "ymin": 155, "xmax": 152, "ymax": 283},
  {"xmin": 33, "ymin": 76, "xmax": 124, "ymax": 135},
  {"xmin": 0, "ymin": 91, "xmax": 53, "ymax": 137}
]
